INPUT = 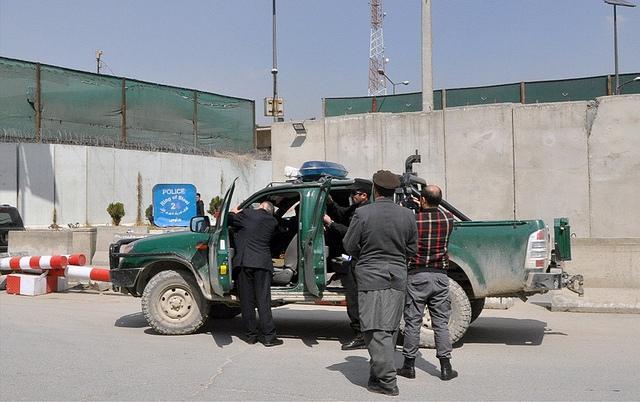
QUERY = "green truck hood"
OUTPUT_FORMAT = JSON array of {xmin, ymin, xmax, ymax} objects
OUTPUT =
[{"xmin": 120, "ymin": 230, "xmax": 209, "ymax": 268}]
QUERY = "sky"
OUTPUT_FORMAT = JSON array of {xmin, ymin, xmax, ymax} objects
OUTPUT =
[{"xmin": 1, "ymin": 0, "xmax": 639, "ymax": 124}]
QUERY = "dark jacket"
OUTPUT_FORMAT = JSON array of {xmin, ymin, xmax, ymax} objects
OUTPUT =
[
  {"xmin": 343, "ymin": 198, "xmax": 418, "ymax": 291},
  {"xmin": 196, "ymin": 200, "xmax": 205, "ymax": 216},
  {"xmin": 228, "ymin": 208, "xmax": 278, "ymax": 271}
]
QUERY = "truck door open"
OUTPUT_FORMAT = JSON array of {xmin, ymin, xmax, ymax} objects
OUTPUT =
[
  {"xmin": 208, "ymin": 178, "xmax": 237, "ymax": 297},
  {"xmin": 302, "ymin": 179, "xmax": 331, "ymax": 297}
]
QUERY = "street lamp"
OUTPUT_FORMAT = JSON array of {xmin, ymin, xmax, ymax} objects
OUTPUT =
[
  {"xmin": 604, "ymin": 0, "xmax": 636, "ymax": 95},
  {"xmin": 377, "ymin": 69, "xmax": 410, "ymax": 95},
  {"xmin": 618, "ymin": 76, "xmax": 640, "ymax": 93}
]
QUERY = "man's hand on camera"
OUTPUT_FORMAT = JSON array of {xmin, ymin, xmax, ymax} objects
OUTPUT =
[{"xmin": 323, "ymin": 214, "xmax": 333, "ymax": 226}]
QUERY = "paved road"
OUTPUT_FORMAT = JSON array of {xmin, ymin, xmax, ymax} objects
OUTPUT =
[{"xmin": 1, "ymin": 289, "xmax": 638, "ymax": 401}]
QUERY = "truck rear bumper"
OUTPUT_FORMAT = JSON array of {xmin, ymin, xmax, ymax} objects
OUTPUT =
[
  {"xmin": 524, "ymin": 272, "xmax": 562, "ymax": 291},
  {"xmin": 525, "ymin": 270, "xmax": 585, "ymax": 296}
]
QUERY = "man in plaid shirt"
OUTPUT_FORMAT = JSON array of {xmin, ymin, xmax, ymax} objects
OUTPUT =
[{"xmin": 397, "ymin": 184, "xmax": 459, "ymax": 381}]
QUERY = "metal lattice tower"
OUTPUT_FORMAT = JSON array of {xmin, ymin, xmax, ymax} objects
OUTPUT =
[{"xmin": 368, "ymin": 0, "xmax": 386, "ymax": 96}]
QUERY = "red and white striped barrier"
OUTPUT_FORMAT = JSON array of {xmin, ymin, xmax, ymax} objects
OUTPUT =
[
  {"xmin": 65, "ymin": 254, "xmax": 87, "ymax": 266},
  {"xmin": 0, "ymin": 255, "xmax": 68, "ymax": 273},
  {"xmin": 66, "ymin": 265, "xmax": 111, "ymax": 283},
  {"xmin": 2, "ymin": 253, "xmax": 109, "ymax": 296}
]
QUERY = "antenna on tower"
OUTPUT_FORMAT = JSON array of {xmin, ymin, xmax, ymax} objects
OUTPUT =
[{"xmin": 368, "ymin": 0, "xmax": 386, "ymax": 96}]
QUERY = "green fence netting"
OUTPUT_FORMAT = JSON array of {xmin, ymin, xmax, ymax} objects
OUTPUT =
[
  {"xmin": 445, "ymin": 83, "xmax": 520, "ymax": 107},
  {"xmin": 0, "ymin": 58, "xmax": 37, "ymax": 139},
  {"xmin": 325, "ymin": 73, "xmax": 640, "ymax": 116},
  {"xmin": 0, "ymin": 57, "xmax": 255, "ymax": 153},
  {"xmin": 40, "ymin": 64, "xmax": 122, "ymax": 145}
]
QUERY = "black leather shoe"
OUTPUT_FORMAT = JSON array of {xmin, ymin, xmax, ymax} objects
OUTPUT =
[
  {"xmin": 396, "ymin": 357, "xmax": 416, "ymax": 379},
  {"xmin": 245, "ymin": 336, "xmax": 258, "ymax": 345},
  {"xmin": 367, "ymin": 382, "xmax": 399, "ymax": 396},
  {"xmin": 341, "ymin": 336, "xmax": 366, "ymax": 350},
  {"xmin": 262, "ymin": 338, "xmax": 284, "ymax": 347},
  {"xmin": 439, "ymin": 358, "xmax": 458, "ymax": 381}
]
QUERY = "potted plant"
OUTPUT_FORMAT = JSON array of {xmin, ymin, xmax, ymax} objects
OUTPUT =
[
  {"xmin": 107, "ymin": 202, "xmax": 125, "ymax": 226},
  {"xmin": 208, "ymin": 196, "xmax": 223, "ymax": 220}
]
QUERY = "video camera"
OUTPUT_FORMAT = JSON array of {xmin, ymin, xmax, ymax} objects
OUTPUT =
[
  {"xmin": 394, "ymin": 150, "xmax": 471, "ymax": 221},
  {"xmin": 395, "ymin": 151, "xmax": 426, "ymax": 212}
]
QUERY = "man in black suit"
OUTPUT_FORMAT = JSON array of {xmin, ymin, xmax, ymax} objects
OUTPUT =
[
  {"xmin": 323, "ymin": 180, "xmax": 371, "ymax": 350},
  {"xmin": 228, "ymin": 201, "xmax": 283, "ymax": 346}
]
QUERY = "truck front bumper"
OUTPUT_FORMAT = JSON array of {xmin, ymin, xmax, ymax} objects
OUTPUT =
[{"xmin": 109, "ymin": 267, "xmax": 142, "ymax": 288}]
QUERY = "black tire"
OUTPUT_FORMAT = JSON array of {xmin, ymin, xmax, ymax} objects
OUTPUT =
[
  {"xmin": 210, "ymin": 303, "xmax": 241, "ymax": 319},
  {"xmin": 141, "ymin": 270, "xmax": 209, "ymax": 335},
  {"xmin": 399, "ymin": 278, "xmax": 472, "ymax": 349},
  {"xmin": 470, "ymin": 298, "xmax": 486, "ymax": 323}
]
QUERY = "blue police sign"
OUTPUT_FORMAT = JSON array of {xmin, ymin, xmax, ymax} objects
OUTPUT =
[{"xmin": 152, "ymin": 184, "xmax": 197, "ymax": 227}]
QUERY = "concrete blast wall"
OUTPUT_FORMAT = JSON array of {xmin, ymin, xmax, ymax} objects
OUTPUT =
[
  {"xmin": 272, "ymin": 95, "xmax": 640, "ymax": 239},
  {"xmin": 0, "ymin": 143, "xmax": 272, "ymax": 227}
]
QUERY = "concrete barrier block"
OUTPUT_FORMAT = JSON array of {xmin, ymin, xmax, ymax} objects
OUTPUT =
[
  {"xmin": 564, "ymin": 238, "xmax": 640, "ymax": 289},
  {"xmin": 8, "ymin": 229, "xmax": 73, "ymax": 255},
  {"xmin": 92, "ymin": 226, "xmax": 149, "ymax": 267},
  {"xmin": 71, "ymin": 228, "xmax": 97, "ymax": 264}
]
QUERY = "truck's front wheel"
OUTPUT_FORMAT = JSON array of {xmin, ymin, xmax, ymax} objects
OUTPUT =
[
  {"xmin": 400, "ymin": 278, "xmax": 471, "ymax": 348},
  {"xmin": 141, "ymin": 270, "xmax": 209, "ymax": 335}
]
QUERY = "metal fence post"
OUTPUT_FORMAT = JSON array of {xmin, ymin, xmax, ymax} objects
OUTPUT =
[
  {"xmin": 441, "ymin": 89, "xmax": 447, "ymax": 109},
  {"xmin": 520, "ymin": 81, "xmax": 526, "ymax": 104},
  {"xmin": 193, "ymin": 91, "xmax": 198, "ymax": 148},
  {"xmin": 35, "ymin": 63, "xmax": 41, "ymax": 142},
  {"xmin": 606, "ymin": 75, "xmax": 612, "ymax": 96},
  {"xmin": 120, "ymin": 79, "xmax": 127, "ymax": 146}
]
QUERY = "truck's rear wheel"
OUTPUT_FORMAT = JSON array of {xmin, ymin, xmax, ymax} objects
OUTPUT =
[
  {"xmin": 400, "ymin": 278, "xmax": 471, "ymax": 348},
  {"xmin": 470, "ymin": 297, "xmax": 486, "ymax": 323},
  {"xmin": 141, "ymin": 270, "xmax": 209, "ymax": 335}
]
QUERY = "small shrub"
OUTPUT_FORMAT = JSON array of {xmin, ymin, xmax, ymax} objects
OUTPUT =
[
  {"xmin": 107, "ymin": 202, "xmax": 125, "ymax": 226},
  {"xmin": 145, "ymin": 204, "xmax": 154, "ymax": 225},
  {"xmin": 208, "ymin": 196, "xmax": 223, "ymax": 216}
]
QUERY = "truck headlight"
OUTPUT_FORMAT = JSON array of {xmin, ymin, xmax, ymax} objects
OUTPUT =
[{"xmin": 120, "ymin": 241, "xmax": 137, "ymax": 254}]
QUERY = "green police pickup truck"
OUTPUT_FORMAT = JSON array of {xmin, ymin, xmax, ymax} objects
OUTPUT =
[{"xmin": 109, "ymin": 156, "xmax": 583, "ymax": 347}]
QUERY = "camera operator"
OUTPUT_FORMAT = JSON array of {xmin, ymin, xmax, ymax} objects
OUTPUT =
[{"xmin": 397, "ymin": 184, "xmax": 459, "ymax": 381}]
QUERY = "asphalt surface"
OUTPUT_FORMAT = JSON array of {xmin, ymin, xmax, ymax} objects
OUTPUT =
[{"xmin": 1, "ymin": 289, "xmax": 639, "ymax": 401}]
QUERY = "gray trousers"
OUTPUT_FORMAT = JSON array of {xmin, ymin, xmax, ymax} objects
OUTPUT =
[
  {"xmin": 402, "ymin": 271, "xmax": 452, "ymax": 359},
  {"xmin": 363, "ymin": 329, "xmax": 399, "ymax": 389}
]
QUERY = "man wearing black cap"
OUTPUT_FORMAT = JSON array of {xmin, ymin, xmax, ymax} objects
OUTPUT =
[
  {"xmin": 343, "ymin": 170, "xmax": 417, "ymax": 396},
  {"xmin": 323, "ymin": 179, "xmax": 371, "ymax": 350}
]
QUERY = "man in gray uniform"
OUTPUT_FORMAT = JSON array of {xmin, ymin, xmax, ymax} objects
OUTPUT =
[{"xmin": 343, "ymin": 170, "xmax": 417, "ymax": 396}]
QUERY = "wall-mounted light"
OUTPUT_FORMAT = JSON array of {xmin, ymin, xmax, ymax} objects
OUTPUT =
[{"xmin": 292, "ymin": 122, "xmax": 306, "ymax": 135}]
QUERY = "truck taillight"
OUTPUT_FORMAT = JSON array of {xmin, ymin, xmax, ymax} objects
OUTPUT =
[{"xmin": 525, "ymin": 228, "xmax": 550, "ymax": 269}]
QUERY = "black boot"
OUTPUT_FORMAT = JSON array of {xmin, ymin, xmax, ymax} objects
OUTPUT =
[
  {"xmin": 396, "ymin": 357, "xmax": 415, "ymax": 379},
  {"xmin": 439, "ymin": 358, "xmax": 458, "ymax": 381},
  {"xmin": 341, "ymin": 333, "xmax": 366, "ymax": 350}
]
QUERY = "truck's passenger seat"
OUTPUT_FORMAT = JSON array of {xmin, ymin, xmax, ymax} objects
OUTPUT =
[{"xmin": 272, "ymin": 234, "xmax": 297, "ymax": 285}]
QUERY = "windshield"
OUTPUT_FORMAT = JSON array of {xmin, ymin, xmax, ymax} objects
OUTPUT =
[{"xmin": 0, "ymin": 209, "xmax": 23, "ymax": 227}]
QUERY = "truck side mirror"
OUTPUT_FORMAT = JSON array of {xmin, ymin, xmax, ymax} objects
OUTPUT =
[{"xmin": 190, "ymin": 216, "xmax": 211, "ymax": 233}]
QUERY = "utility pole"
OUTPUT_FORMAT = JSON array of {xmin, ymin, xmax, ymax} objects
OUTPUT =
[
  {"xmin": 271, "ymin": 0, "xmax": 279, "ymax": 121},
  {"xmin": 422, "ymin": 0, "xmax": 434, "ymax": 111},
  {"xmin": 96, "ymin": 50, "xmax": 103, "ymax": 74}
]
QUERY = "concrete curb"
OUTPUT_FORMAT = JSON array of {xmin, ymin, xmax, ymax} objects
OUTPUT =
[{"xmin": 550, "ymin": 288, "xmax": 640, "ymax": 314}]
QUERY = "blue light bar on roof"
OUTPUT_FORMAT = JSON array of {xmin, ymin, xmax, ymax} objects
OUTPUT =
[{"xmin": 299, "ymin": 161, "xmax": 348, "ymax": 181}]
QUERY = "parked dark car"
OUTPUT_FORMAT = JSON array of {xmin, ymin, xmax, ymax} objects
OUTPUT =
[{"xmin": 0, "ymin": 205, "xmax": 24, "ymax": 253}]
